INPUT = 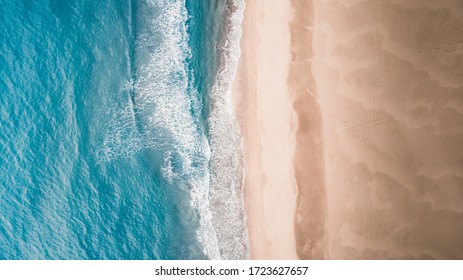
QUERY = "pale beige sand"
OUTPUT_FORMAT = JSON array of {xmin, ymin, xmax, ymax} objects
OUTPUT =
[
  {"xmin": 235, "ymin": 0, "xmax": 463, "ymax": 259},
  {"xmin": 233, "ymin": 0, "xmax": 329, "ymax": 259},
  {"xmin": 289, "ymin": 0, "xmax": 329, "ymax": 259},
  {"xmin": 312, "ymin": 0, "xmax": 463, "ymax": 259},
  {"xmin": 233, "ymin": 0, "xmax": 299, "ymax": 259}
]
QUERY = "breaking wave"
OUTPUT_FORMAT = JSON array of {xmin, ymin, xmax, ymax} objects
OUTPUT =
[{"xmin": 98, "ymin": 0, "xmax": 248, "ymax": 259}]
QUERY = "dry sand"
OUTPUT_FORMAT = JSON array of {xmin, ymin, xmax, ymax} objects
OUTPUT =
[
  {"xmin": 234, "ymin": 0, "xmax": 463, "ymax": 259},
  {"xmin": 233, "ymin": 0, "xmax": 328, "ymax": 259},
  {"xmin": 232, "ymin": 0, "xmax": 298, "ymax": 259},
  {"xmin": 312, "ymin": 0, "xmax": 463, "ymax": 259}
]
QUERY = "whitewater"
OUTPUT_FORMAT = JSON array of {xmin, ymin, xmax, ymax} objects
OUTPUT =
[
  {"xmin": 0, "ymin": 0, "xmax": 248, "ymax": 259},
  {"xmin": 98, "ymin": 0, "xmax": 249, "ymax": 259}
]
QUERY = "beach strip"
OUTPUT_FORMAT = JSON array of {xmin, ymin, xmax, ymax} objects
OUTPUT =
[{"xmin": 233, "ymin": 0, "xmax": 328, "ymax": 259}]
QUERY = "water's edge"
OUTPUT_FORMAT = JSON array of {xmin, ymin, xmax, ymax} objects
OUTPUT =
[{"xmin": 205, "ymin": 0, "xmax": 250, "ymax": 260}]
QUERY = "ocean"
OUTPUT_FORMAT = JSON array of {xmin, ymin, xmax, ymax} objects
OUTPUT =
[{"xmin": 0, "ymin": 0, "xmax": 248, "ymax": 259}]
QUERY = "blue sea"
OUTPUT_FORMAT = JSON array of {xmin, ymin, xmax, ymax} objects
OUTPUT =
[{"xmin": 0, "ymin": 0, "xmax": 248, "ymax": 259}]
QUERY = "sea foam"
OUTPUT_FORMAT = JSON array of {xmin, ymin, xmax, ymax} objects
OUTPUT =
[
  {"xmin": 98, "ymin": 0, "xmax": 220, "ymax": 259},
  {"xmin": 206, "ymin": 0, "xmax": 250, "ymax": 260},
  {"xmin": 98, "ymin": 0, "xmax": 249, "ymax": 259}
]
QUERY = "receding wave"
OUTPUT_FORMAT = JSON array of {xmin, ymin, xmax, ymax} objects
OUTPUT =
[
  {"xmin": 98, "ymin": 0, "xmax": 221, "ymax": 259},
  {"xmin": 207, "ymin": 0, "xmax": 250, "ymax": 259},
  {"xmin": 97, "ymin": 0, "xmax": 248, "ymax": 260}
]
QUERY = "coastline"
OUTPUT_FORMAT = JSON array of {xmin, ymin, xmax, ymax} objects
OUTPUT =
[
  {"xmin": 206, "ymin": 0, "xmax": 249, "ymax": 259},
  {"xmin": 232, "ymin": 0, "xmax": 327, "ymax": 259}
]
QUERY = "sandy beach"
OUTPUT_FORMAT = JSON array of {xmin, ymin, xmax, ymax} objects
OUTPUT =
[
  {"xmin": 234, "ymin": 0, "xmax": 463, "ymax": 259},
  {"xmin": 312, "ymin": 0, "xmax": 463, "ymax": 259},
  {"xmin": 233, "ymin": 0, "xmax": 298, "ymax": 259},
  {"xmin": 232, "ymin": 0, "xmax": 328, "ymax": 259}
]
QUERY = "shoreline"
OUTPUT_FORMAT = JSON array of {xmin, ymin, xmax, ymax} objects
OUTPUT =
[
  {"xmin": 232, "ymin": 0, "xmax": 327, "ymax": 259},
  {"xmin": 204, "ymin": 0, "xmax": 249, "ymax": 259}
]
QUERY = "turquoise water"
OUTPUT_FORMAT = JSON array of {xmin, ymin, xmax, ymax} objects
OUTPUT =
[{"xmin": 0, "ymin": 0, "xmax": 248, "ymax": 259}]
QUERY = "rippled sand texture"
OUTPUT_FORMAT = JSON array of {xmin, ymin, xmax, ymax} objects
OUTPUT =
[{"xmin": 312, "ymin": 0, "xmax": 463, "ymax": 259}]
